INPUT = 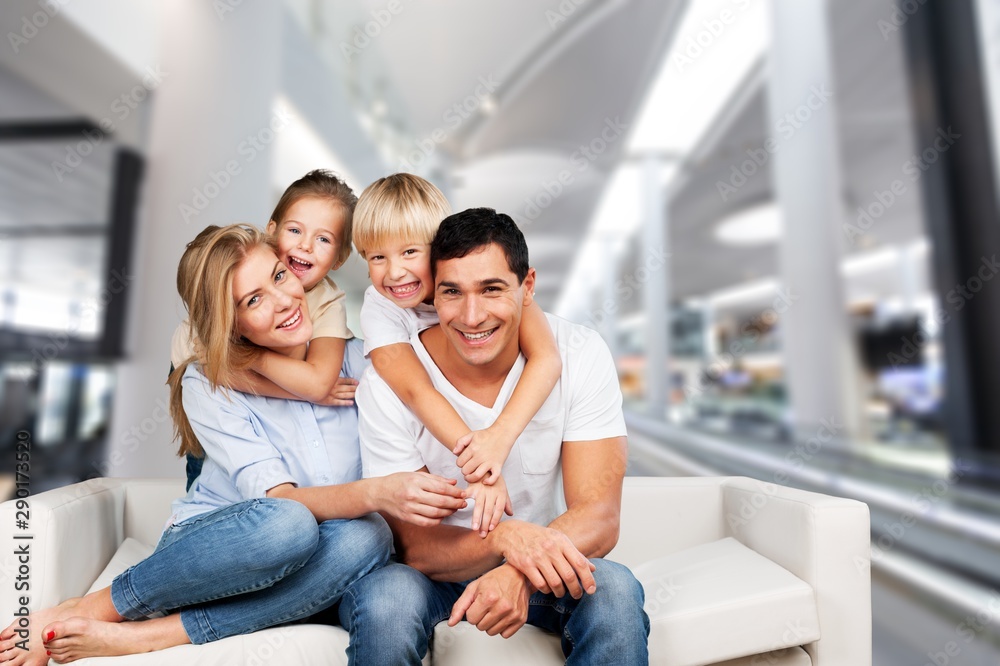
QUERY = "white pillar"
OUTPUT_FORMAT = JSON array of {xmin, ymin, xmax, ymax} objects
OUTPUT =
[
  {"xmin": 106, "ymin": 1, "xmax": 285, "ymax": 478},
  {"xmin": 769, "ymin": 0, "xmax": 863, "ymax": 441},
  {"xmin": 601, "ymin": 235, "xmax": 624, "ymax": 362},
  {"xmin": 642, "ymin": 154, "xmax": 669, "ymax": 419}
]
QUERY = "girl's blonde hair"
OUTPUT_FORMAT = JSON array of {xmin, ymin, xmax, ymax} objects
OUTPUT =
[
  {"xmin": 352, "ymin": 173, "xmax": 451, "ymax": 258},
  {"xmin": 168, "ymin": 224, "xmax": 277, "ymax": 458},
  {"xmin": 270, "ymin": 169, "xmax": 357, "ymax": 268}
]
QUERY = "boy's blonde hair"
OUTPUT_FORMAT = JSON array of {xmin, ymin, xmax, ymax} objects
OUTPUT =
[
  {"xmin": 353, "ymin": 173, "xmax": 451, "ymax": 258},
  {"xmin": 270, "ymin": 169, "xmax": 357, "ymax": 268},
  {"xmin": 168, "ymin": 223, "xmax": 277, "ymax": 458}
]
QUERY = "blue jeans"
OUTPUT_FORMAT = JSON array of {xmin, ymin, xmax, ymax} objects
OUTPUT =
[
  {"xmin": 111, "ymin": 497, "xmax": 392, "ymax": 644},
  {"xmin": 339, "ymin": 559, "xmax": 649, "ymax": 665}
]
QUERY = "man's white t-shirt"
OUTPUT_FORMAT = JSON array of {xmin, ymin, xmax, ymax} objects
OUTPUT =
[
  {"xmin": 357, "ymin": 313, "xmax": 627, "ymax": 528},
  {"xmin": 359, "ymin": 285, "xmax": 439, "ymax": 357}
]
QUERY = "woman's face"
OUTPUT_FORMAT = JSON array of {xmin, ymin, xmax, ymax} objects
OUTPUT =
[{"xmin": 232, "ymin": 245, "xmax": 312, "ymax": 356}]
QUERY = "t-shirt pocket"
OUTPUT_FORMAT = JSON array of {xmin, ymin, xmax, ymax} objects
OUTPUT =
[{"xmin": 517, "ymin": 415, "xmax": 564, "ymax": 475}]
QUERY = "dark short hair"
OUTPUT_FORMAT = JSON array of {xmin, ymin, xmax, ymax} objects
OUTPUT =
[{"xmin": 431, "ymin": 208, "xmax": 529, "ymax": 283}]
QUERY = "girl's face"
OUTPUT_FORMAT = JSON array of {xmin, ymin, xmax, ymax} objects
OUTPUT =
[
  {"xmin": 267, "ymin": 196, "xmax": 347, "ymax": 291},
  {"xmin": 364, "ymin": 237, "xmax": 434, "ymax": 309},
  {"xmin": 232, "ymin": 246, "xmax": 312, "ymax": 357}
]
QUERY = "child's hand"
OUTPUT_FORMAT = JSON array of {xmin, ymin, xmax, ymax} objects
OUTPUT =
[
  {"xmin": 454, "ymin": 428, "xmax": 516, "ymax": 485},
  {"xmin": 319, "ymin": 377, "xmax": 359, "ymax": 406},
  {"xmin": 464, "ymin": 474, "xmax": 514, "ymax": 538}
]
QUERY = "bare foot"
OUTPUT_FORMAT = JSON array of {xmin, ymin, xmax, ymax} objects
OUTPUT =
[
  {"xmin": 0, "ymin": 598, "xmax": 84, "ymax": 666},
  {"xmin": 44, "ymin": 616, "xmax": 189, "ymax": 663}
]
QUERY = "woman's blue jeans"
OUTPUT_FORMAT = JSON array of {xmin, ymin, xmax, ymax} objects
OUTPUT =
[
  {"xmin": 339, "ymin": 559, "xmax": 649, "ymax": 665},
  {"xmin": 110, "ymin": 497, "xmax": 391, "ymax": 644}
]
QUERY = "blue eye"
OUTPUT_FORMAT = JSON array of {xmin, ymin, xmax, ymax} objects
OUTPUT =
[
  {"xmin": 288, "ymin": 228, "xmax": 300, "ymax": 234},
  {"xmin": 247, "ymin": 294, "xmax": 259, "ymax": 307},
  {"xmin": 275, "ymin": 269, "xmax": 286, "ymax": 282},
  {"xmin": 319, "ymin": 237, "xmax": 331, "ymax": 244}
]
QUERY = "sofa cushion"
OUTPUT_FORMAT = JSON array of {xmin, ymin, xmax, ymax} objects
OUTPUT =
[
  {"xmin": 431, "ymin": 622, "xmax": 563, "ymax": 665},
  {"xmin": 86, "ymin": 538, "xmax": 156, "ymax": 595},
  {"xmin": 635, "ymin": 537, "xmax": 820, "ymax": 666}
]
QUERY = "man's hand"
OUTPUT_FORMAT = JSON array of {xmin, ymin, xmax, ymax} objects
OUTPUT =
[
  {"xmin": 448, "ymin": 563, "xmax": 531, "ymax": 638},
  {"xmin": 318, "ymin": 376, "xmax": 359, "ymax": 406},
  {"xmin": 454, "ymin": 427, "xmax": 515, "ymax": 484},
  {"xmin": 372, "ymin": 472, "xmax": 468, "ymax": 526},
  {"xmin": 464, "ymin": 474, "xmax": 514, "ymax": 537},
  {"xmin": 491, "ymin": 520, "xmax": 596, "ymax": 598}
]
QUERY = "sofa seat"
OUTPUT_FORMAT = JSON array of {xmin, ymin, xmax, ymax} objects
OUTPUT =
[{"xmin": 1, "ymin": 476, "xmax": 870, "ymax": 665}]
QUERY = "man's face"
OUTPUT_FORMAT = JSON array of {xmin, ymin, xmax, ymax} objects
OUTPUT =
[{"xmin": 434, "ymin": 243, "xmax": 535, "ymax": 368}]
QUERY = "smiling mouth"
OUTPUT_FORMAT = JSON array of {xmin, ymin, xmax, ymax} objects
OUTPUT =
[
  {"xmin": 460, "ymin": 327, "xmax": 497, "ymax": 342},
  {"xmin": 386, "ymin": 282, "xmax": 420, "ymax": 297},
  {"xmin": 277, "ymin": 308, "xmax": 302, "ymax": 329},
  {"xmin": 288, "ymin": 257, "xmax": 312, "ymax": 273}
]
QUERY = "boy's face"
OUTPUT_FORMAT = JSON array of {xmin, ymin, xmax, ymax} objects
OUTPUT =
[
  {"xmin": 364, "ymin": 237, "xmax": 434, "ymax": 309},
  {"xmin": 267, "ymin": 196, "xmax": 346, "ymax": 291}
]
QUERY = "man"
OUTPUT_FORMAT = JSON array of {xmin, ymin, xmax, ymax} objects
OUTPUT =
[{"xmin": 341, "ymin": 208, "xmax": 649, "ymax": 665}]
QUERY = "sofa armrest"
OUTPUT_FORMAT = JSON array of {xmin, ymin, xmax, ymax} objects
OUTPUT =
[
  {"xmin": 722, "ymin": 477, "xmax": 872, "ymax": 666},
  {"xmin": 122, "ymin": 478, "xmax": 187, "ymax": 546},
  {"xmin": 0, "ymin": 478, "xmax": 128, "ymax": 618}
]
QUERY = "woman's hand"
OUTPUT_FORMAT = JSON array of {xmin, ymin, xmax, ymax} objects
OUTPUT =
[{"xmin": 372, "ymin": 472, "xmax": 468, "ymax": 526}]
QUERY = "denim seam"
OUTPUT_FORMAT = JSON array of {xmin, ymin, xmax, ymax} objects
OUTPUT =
[
  {"xmin": 181, "ymin": 606, "xmax": 220, "ymax": 645},
  {"xmin": 112, "ymin": 569, "xmax": 159, "ymax": 620}
]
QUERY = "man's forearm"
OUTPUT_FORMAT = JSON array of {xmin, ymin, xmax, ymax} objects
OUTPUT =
[
  {"xmin": 387, "ymin": 515, "xmax": 504, "ymax": 582},
  {"xmin": 546, "ymin": 500, "xmax": 621, "ymax": 559}
]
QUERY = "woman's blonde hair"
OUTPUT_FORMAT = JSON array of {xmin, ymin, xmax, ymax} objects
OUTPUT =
[
  {"xmin": 168, "ymin": 223, "xmax": 277, "ymax": 458},
  {"xmin": 270, "ymin": 169, "xmax": 357, "ymax": 268},
  {"xmin": 352, "ymin": 173, "xmax": 451, "ymax": 258}
]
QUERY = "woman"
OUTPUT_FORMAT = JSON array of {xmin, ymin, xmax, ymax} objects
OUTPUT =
[{"xmin": 0, "ymin": 224, "xmax": 467, "ymax": 665}]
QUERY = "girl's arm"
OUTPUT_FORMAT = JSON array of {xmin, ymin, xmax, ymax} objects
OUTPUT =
[
  {"xmin": 240, "ymin": 337, "xmax": 347, "ymax": 403},
  {"xmin": 455, "ymin": 301, "xmax": 562, "ymax": 482}
]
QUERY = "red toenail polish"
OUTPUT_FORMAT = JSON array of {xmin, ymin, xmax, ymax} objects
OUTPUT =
[
  {"xmin": 45, "ymin": 630, "xmax": 55, "ymax": 641},
  {"xmin": 47, "ymin": 651, "xmax": 51, "ymax": 656}
]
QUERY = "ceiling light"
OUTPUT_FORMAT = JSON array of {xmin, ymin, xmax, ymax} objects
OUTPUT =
[{"xmin": 714, "ymin": 202, "xmax": 782, "ymax": 246}]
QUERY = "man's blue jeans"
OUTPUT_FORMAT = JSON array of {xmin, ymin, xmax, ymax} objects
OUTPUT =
[
  {"xmin": 110, "ymin": 497, "xmax": 392, "ymax": 644},
  {"xmin": 339, "ymin": 560, "xmax": 650, "ymax": 665}
]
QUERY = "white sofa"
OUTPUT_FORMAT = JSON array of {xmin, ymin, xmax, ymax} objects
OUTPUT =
[{"xmin": 0, "ymin": 476, "xmax": 871, "ymax": 665}]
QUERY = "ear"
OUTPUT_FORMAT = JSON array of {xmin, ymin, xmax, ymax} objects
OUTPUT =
[
  {"xmin": 265, "ymin": 219, "xmax": 278, "ymax": 235},
  {"xmin": 521, "ymin": 267, "xmax": 537, "ymax": 306}
]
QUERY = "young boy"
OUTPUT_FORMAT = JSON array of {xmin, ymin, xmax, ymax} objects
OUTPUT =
[{"xmin": 353, "ymin": 173, "xmax": 562, "ymax": 536}]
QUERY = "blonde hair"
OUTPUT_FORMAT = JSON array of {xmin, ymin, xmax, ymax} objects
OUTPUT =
[
  {"xmin": 270, "ymin": 169, "xmax": 357, "ymax": 268},
  {"xmin": 168, "ymin": 224, "xmax": 277, "ymax": 457},
  {"xmin": 353, "ymin": 173, "xmax": 451, "ymax": 258}
]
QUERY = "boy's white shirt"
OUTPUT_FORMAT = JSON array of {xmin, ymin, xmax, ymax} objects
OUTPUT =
[
  {"xmin": 169, "ymin": 276, "xmax": 352, "ymax": 368},
  {"xmin": 358, "ymin": 284, "xmax": 439, "ymax": 357}
]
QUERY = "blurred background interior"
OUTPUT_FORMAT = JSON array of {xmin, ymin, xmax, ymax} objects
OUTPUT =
[{"xmin": 1, "ymin": 0, "xmax": 1000, "ymax": 662}]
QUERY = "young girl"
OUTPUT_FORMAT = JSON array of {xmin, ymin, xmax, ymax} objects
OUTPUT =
[
  {"xmin": 171, "ymin": 169, "xmax": 358, "ymax": 486},
  {"xmin": 353, "ymin": 174, "xmax": 562, "ymax": 537},
  {"xmin": 0, "ymin": 225, "xmax": 466, "ymax": 665}
]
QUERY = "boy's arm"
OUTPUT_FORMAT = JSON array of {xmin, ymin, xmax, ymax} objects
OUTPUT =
[
  {"xmin": 456, "ymin": 301, "xmax": 562, "ymax": 481},
  {"xmin": 370, "ymin": 342, "xmax": 473, "ymax": 450},
  {"xmin": 239, "ymin": 337, "xmax": 349, "ymax": 403}
]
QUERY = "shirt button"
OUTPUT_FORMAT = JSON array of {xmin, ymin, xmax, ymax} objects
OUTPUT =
[
  {"xmin": 312, "ymin": 440, "xmax": 319, "ymax": 448},
  {"xmin": 319, "ymin": 475, "xmax": 329, "ymax": 483}
]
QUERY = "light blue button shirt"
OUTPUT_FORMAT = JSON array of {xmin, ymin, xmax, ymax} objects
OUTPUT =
[{"xmin": 170, "ymin": 339, "xmax": 367, "ymax": 525}]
